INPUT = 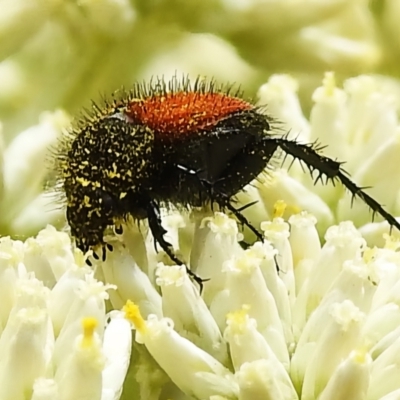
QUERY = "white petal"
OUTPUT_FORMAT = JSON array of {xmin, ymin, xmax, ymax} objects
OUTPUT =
[
  {"xmin": 222, "ymin": 248, "xmax": 289, "ymax": 367},
  {"xmin": 32, "ymin": 378, "xmax": 59, "ymax": 400},
  {"xmin": 257, "ymin": 74, "xmax": 309, "ymax": 140},
  {"xmin": 52, "ymin": 274, "xmax": 111, "ymax": 368},
  {"xmin": 0, "ymin": 307, "xmax": 53, "ymax": 400},
  {"xmin": 101, "ymin": 312, "xmax": 132, "ymax": 400},
  {"xmin": 137, "ymin": 314, "xmax": 238, "ymax": 399},
  {"xmin": 55, "ymin": 318, "xmax": 104, "ymax": 400},
  {"xmin": 157, "ymin": 263, "xmax": 228, "ymax": 365},
  {"xmin": 236, "ymin": 359, "xmax": 298, "ymax": 400},
  {"xmin": 191, "ymin": 212, "xmax": 243, "ymax": 305},
  {"xmin": 100, "ymin": 240, "xmax": 162, "ymax": 318},
  {"xmin": 318, "ymin": 350, "xmax": 371, "ymax": 400}
]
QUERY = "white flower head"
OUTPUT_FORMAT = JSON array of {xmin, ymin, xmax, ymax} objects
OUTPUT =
[
  {"xmin": 94, "ymin": 203, "xmax": 400, "ymax": 399},
  {"xmin": 0, "ymin": 226, "xmax": 131, "ymax": 399}
]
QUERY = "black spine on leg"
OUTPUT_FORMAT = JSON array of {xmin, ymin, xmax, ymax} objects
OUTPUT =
[
  {"xmin": 269, "ymin": 136, "xmax": 400, "ymax": 232},
  {"xmin": 223, "ymin": 200, "xmax": 264, "ymax": 242}
]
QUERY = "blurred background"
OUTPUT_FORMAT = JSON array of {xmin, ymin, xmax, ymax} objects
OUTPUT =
[{"xmin": 1, "ymin": 0, "xmax": 400, "ymax": 238}]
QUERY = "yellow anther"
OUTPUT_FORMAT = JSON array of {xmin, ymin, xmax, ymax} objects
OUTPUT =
[
  {"xmin": 81, "ymin": 317, "xmax": 98, "ymax": 348},
  {"xmin": 123, "ymin": 300, "xmax": 147, "ymax": 334}
]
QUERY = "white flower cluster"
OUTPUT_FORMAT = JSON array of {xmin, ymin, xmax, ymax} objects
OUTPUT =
[
  {"xmin": 0, "ymin": 225, "xmax": 131, "ymax": 400},
  {"xmin": 238, "ymin": 72, "xmax": 400, "ymax": 245},
  {"xmin": 2, "ymin": 197, "xmax": 400, "ymax": 399},
  {"xmin": 97, "ymin": 208, "xmax": 400, "ymax": 400}
]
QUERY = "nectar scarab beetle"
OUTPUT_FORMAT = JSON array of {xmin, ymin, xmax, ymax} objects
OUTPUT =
[{"xmin": 53, "ymin": 76, "xmax": 400, "ymax": 287}]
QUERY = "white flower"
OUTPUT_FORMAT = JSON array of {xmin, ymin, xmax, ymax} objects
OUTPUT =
[
  {"xmin": 3, "ymin": 207, "xmax": 400, "ymax": 398},
  {"xmin": 252, "ymin": 72, "xmax": 400, "ymax": 244},
  {"xmin": 125, "ymin": 301, "xmax": 239, "ymax": 399},
  {"xmin": 0, "ymin": 226, "xmax": 131, "ymax": 400},
  {"xmin": 94, "ymin": 207, "xmax": 400, "ymax": 399}
]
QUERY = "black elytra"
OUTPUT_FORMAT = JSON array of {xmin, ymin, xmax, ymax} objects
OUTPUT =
[{"xmin": 54, "ymin": 76, "xmax": 400, "ymax": 290}]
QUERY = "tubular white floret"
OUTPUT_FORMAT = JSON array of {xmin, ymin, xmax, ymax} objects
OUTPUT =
[
  {"xmin": 114, "ymin": 219, "xmax": 150, "ymax": 274},
  {"xmin": 298, "ymin": 300, "xmax": 365, "ymax": 399},
  {"xmin": 288, "ymin": 212, "xmax": 320, "ymax": 266},
  {"xmin": 156, "ymin": 263, "xmax": 228, "ymax": 364},
  {"xmin": 0, "ymin": 307, "xmax": 52, "ymax": 400},
  {"xmin": 48, "ymin": 264, "xmax": 94, "ymax": 335},
  {"xmin": 100, "ymin": 240, "xmax": 162, "ymax": 318},
  {"xmin": 318, "ymin": 349, "xmax": 371, "ymax": 400},
  {"xmin": 344, "ymin": 75, "xmax": 397, "ymax": 164},
  {"xmin": 259, "ymin": 169, "xmax": 334, "ymax": 232},
  {"xmin": 191, "ymin": 212, "xmax": 244, "ymax": 304},
  {"xmin": 101, "ymin": 311, "xmax": 132, "ymax": 400},
  {"xmin": 310, "ymin": 72, "xmax": 347, "ymax": 158},
  {"xmin": 261, "ymin": 215, "xmax": 296, "ymax": 302},
  {"xmin": 257, "ymin": 74, "xmax": 310, "ymax": 138},
  {"xmin": 236, "ymin": 359, "xmax": 298, "ymax": 400},
  {"xmin": 224, "ymin": 308, "xmax": 289, "ymax": 376},
  {"xmin": 288, "ymin": 212, "xmax": 321, "ymax": 292},
  {"xmin": 126, "ymin": 302, "xmax": 238, "ymax": 399},
  {"xmin": 14, "ymin": 274, "xmax": 50, "ymax": 315},
  {"xmin": 55, "ymin": 317, "xmax": 104, "ymax": 400},
  {"xmin": 52, "ymin": 273, "xmax": 112, "ymax": 368},
  {"xmin": 292, "ymin": 221, "xmax": 366, "ymax": 331},
  {"xmin": 222, "ymin": 249, "xmax": 289, "ymax": 367},
  {"xmin": 245, "ymin": 240, "xmax": 291, "ymax": 339},
  {"xmin": 24, "ymin": 225, "xmax": 75, "ymax": 284},
  {"xmin": 369, "ymin": 335, "xmax": 400, "ymax": 398}
]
